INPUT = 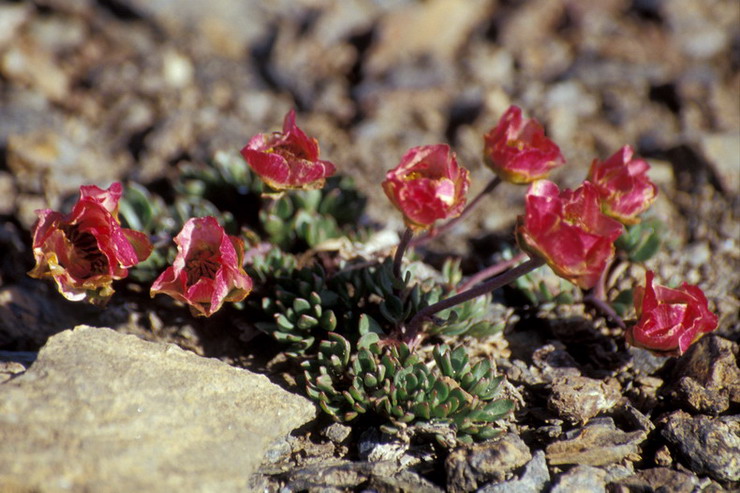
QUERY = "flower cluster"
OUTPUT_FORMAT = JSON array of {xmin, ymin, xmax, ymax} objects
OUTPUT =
[
  {"xmin": 27, "ymin": 106, "xmax": 719, "ymax": 445},
  {"xmin": 517, "ymin": 180, "xmax": 624, "ymax": 289}
]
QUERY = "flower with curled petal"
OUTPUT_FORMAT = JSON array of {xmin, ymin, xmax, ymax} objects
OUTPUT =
[
  {"xmin": 382, "ymin": 144, "xmax": 470, "ymax": 231},
  {"xmin": 588, "ymin": 145, "xmax": 658, "ymax": 225},
  {"xmin": 28, "ymin": 183, "xmax": 153, "ymax": 304},
  {"xmin": 483, "ymin": 106, "xmax": 565, "ymax": 184},
  {"xmin": 150, "ymin": 216, "xmax": 253, "ymax": 317},
  {"xmin": 240, "ymin": 109, "xmax": 337, "ymax": 190},
  {"xmin": 626, "ymin": 270, "xmax": 718, "ymax": 356},
  {"xmin": 516, "ymin": 180, "xmax": 624, "ymax": 289}
]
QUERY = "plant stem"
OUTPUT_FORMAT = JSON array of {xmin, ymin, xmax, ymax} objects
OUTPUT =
[
  {"xmin": 393, "ymin": 228, "xmax": 414, "ymax": 279},
  {"xmin": 583, "ymin": 291, "xmax": 626, "ymax": 330},
  {"xmin": 410, "ymin": 176, "xmax": 502, "ymax": 247},
  {"xmin": 583, "ymin": 259, "xmax": 626, "ymax": 330},
  {"xmin": 457, "ymin": 251, "xmax": 528, "ymax": 292},
  {"xmin": 403, "ymin": 256, "xmax": 545, "ymax": 346}
]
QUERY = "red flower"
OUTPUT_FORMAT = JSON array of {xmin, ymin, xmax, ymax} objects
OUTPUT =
[
  {"xmin": 483, "ymin": 106, "xmax": 565, "ymax": 184},
  {"xmin": 150, "ymin": 217, "xmax": 253, "ymax": 317},
  {"xmin": 28, "ymin": 183, "xmax": 153, "ymax": 304},
  {"xmin": 382, "ymin": 144, "xmax": 470, "ymax": 231},
  {"xmin": 588, "ymin": 146, "xmax": 658, "ymax": 225},
  {"xmin": 240, "ymin": 109, "xmax": 337, "ymax": 190},
  {"xmin": 626, "ymin": 271, "xmax": 718, "ymax": 356},
  {"xmin": 517, "ymin": 180, "xmax": 624, "ymax": 289}
]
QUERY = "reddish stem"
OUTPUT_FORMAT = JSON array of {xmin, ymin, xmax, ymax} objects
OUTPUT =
[
  {"xmin": 393, "ymin": 228, "xmax": 414, "ymax": 280},
  {"xmin": 583, "ymin": 258, "xmax": 626, "ymax": 329},
  {"xmin": 403, "ymin": 256, "xmax": 545, "ymax": 347},
  {"xmin": 457, "ymin": 251, "xmax": 529, "ymax": 292}
]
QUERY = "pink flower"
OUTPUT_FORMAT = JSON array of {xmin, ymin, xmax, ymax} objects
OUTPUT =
[
  {"xmin": 588, "ymin": 146, "xmax": 658, "ymax": 225},
  {"xmin": 517, "ymin": 180, "xmax": 624, "ymax": 289},
  {"xmin": 240, "ymin": 109, "xmax": 337, "ymax": 190},
  {"xmin": 382, "ymin": 144, "xmax": 470, "ymax": 231},
  {"xmin": 150, "ymin": 217, "xmax": 253, "ymax": 317},
  {"xmin": 28, "ymin": 183, "xmax": 153, "ymax": 304},
  {"xmin": 626, "ymin": 271, "xmax": 718, "ymax": 356},
  {"xmin": 483, "ymin": 106, "xmax": 565, "ymax": 184}
]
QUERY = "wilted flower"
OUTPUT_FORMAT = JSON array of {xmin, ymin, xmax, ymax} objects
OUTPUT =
[
  {"xmin": 588, "ymin": 145, "xmax": 658, "ymax": 225},
  {"xmin": 150, "ymin": 216, "xmax": 253, "ymax": 317},
  {"xmin": 382, "ymin": 144, "xmax": 470, "ymax": 231},
  {"xmin": 626, "ymin": 271, "xmax": 718, "ymax": 356},
  {"xmin": 28, "ymin": 183, "xmax": 153, "ymax": 304},
  {"xmin": 517, "ymin": 180, "xmax": 624, "ymax": 289},
  {"xmin": 240, "ymin": 109, "xmax": 337, "ymax": 190},
  {"xmin": 483, "ymin": 106, "xmax": 565, "ymax": 184}
]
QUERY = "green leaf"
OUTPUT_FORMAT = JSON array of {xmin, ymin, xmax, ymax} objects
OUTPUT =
[
  {"xmin": 630, "ymin": 230, "xmax": 662, "ymax": 262},
  {"xmin": 275, "ymin": 314, "xmax": 294, "ymax": 331},
  {"xmin": 293, "ymin": 297, "xmax": 312, "ymax": 315},
  {"xmin": 612, "ymin": 288, "xmax": 634, "ymax": 317},
  {"xmin": 357, "ymin": 332, "xmax": 380, "ymax": 350}
]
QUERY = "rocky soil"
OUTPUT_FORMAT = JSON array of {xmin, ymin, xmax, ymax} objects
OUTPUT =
[{"xmin": 0, "ymin": 0, "xmax": 738, "ymax": 492}]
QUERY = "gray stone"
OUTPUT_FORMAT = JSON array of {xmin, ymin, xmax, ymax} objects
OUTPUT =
[
  {"xmin": 661, "ymin": 411, "xmax": 740, "ymax": 483},
  {"xmin": 531, "ymin": 343, "xmax": 582, "ymax": 381},
  {"xmin": 548, "ymin": 375, "xmax": 622, "ymax": 424},
  {"xmin": 610, "ymin": 467, "xmax": 699, "ymax": 493},
  {"xmin": 323, "ymin": 423, "xmax": 352, "ymax": 444},
  {"xmin": 283, "ymin": 460, "xmax": 443, "ymax": 493},
  {"xmin": 550, "ymin": 465, "xmax": 607, "ymax": 493},
  {"xmin": 546, "ymin": 418, "xmax": 646, "ymax": 466},
  {"xmin": 0, "ymin": 325, "xmax": 316, "ymax": 492},
  {"xmin": 446, "ymin": 433, "xmax": 532, "ymax": 492},
  {"xmin": 477, "ymin": 450, "xmax": 550, "ymax": 493},
  {"xmin": 668, "ymin": 335, "xmax": 740, "ymax": 415}
]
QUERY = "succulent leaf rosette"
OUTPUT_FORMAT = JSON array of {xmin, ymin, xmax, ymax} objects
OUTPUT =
[
  {"xmin": 588, "ymin": 145, "xmax": 658, "ymax": 225},
  {"xmin": 28, "ymin": 182, "xmax": 153, "ymax": 304},
  {"xmin": 626, "ymin": 270, "xmax": 718, "ymax": 356},
  {"xmin": 382, "ymin": 144, "xmax": 470, "ymax": 231},
  {"xmin": 240, "ymin": 109, "xmax": 337, "ymax": 191},
  {"xmin": 483, "ymin": 105, "xmax": 565, "ymax": 184},
  {"xmin": 516, "ymin": 180, "xmax": 624, "ymax": 289},
  {"xmin": 150, "ymin": 216, "xmax": 253, "ymax": 317}
]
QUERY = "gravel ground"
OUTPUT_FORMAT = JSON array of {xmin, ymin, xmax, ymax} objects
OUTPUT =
[{"xmin": 0, "ymin": 1, "xmax": 738, "ymax": 491}]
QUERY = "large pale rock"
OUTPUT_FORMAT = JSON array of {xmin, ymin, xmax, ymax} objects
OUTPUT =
[{"xmin": 0, "ymin": 325, "xmax": 316, "ymax": 492}]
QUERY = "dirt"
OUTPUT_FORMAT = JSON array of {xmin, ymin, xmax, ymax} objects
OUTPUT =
[{"xmin": 1, "ymin": 0, "xmax": 738, "ymax": 491}]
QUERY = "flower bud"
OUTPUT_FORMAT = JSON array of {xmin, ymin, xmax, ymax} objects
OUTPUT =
[
  {"xmin": 382, "ymin": 144, "xmax": 470, "ymax": 231},
  {"xmin": 588, "ymin": 145, "xmax": 658, "ymax": 225},
  {"xmin": 626, "ymin": 270, "xmax": 718, "ymax": 356},
  {"xmin": 241, "ymin": 109, "xmax": 337, "ymax": 190},
  {"xmin": 483, "ymin": 106, "xmax": 565, "ymax": 184},
  {"xmin": 150, "ymin": 217, "xmax": 253, "ymax": 317},
  {"xmin": 28, "ymin": 183, "xmax": 153, "ymax": 304}
]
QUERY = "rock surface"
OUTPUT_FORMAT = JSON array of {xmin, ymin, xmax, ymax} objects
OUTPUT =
[
  {"xmin": 610, "ymin": 467, "xmax": 699, "ymax": 493},
  {"xmin": 0, "ymin": 325, "xmax": 316, "ymax": 492},
  {"xmin": 477, "ymin": 450, "xmax": 550, "ymax": 493},
  {"xmin": 548, "ymin": 375, "xmax": 622, "ymax": 424},
  {"xmin": 445, "ymin": 433, "xmax": 532, "ymax": 492},
  {"xmin": 667, "ymin": 335, "xmax": 740, "ymax": 415},
  {"xmin": 545, "ymin": 418, "xmax": 645, "ymax": 467},
  {"xmin": 550, "ymin": 465, "xmax": 607, "ymax": 493},
  {"xmin": 661, "ymin": 411, "xmax": 740, "ymax": 483}
]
